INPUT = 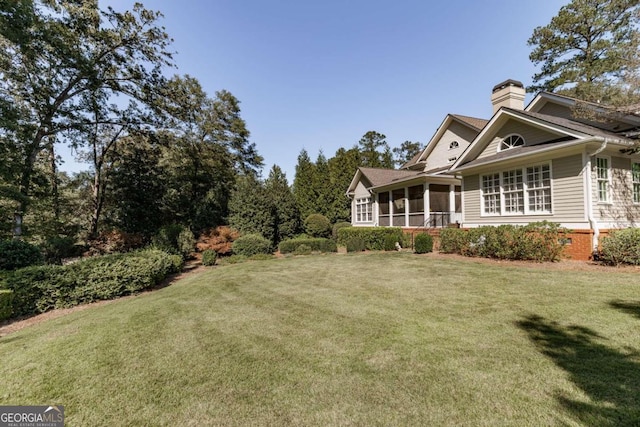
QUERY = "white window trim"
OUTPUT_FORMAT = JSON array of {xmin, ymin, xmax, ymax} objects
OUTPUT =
[
  {"xmin": 632, "ymin": 162, "xmax": 640, "ymax": 204},
  {"xmin": 480, "ymin": 162, "xmax": 553, "ymax": 216},
  {"xmin": 595, "ymin": 156, "xmax": 611, "ymax": 204},
  {"xmin": 355, "ymin": 197, "xmax": 373, "ymax": 223},
  {"xmin": 497, "ymin": 134, "xmax": 525, "ymax": 152}
]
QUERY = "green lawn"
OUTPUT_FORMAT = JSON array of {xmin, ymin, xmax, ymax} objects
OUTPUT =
[{"xmin": 1, "ymin": 253, "xmax": 639, "ymax": 426}]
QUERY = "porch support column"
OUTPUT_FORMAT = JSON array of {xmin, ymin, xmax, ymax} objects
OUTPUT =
[
  {"xmin": 404, "ymin": 187, "xmax": 409, "ymax": 227},
  {"xmin": 373, "ymin": 192, "xmax": 379, "ymax": 226},
  {"xmin": 388, "ymin": 190, "xmax": 393, "ymax": 226},
  {"xmin": 449, "ymin": 183, "xmax": 456, "ymax": 224},
  {"xmin": 424, "ymin": 184, "xmax": 430, "ymax": 227}
]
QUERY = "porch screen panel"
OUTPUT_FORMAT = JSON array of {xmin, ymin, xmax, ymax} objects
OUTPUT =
[
  {"xmin": 429, "ymin": 184, "xmax": 450, "ymax": 227},
  {"xmin": 408, "ymin": 185, "xmax": 424, "ymax": 226},
  {"xmin": 455, "ymin": 186, "xmax": 462, "ymax": 213},
  {"xmin": 392, "ymin": 189, "xmax": 405, "ymax": 226},
  {"xmin": 378, "ymin": 192, "xmax": 390, "ymax": 226}
]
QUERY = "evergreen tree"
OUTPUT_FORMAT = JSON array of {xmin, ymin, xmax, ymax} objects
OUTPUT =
[
  {"xmin": 293, "ymin": 149, "xmax": 318, "ymax": 220},
  {"xmin": 264, "ymin": 165, "xmax": 301, "ymax": 243},
  {"xmin": 528, "ymin": 0, "xmax": 640, "ymax": 103},
  {"xmin": 393, "ymin": 140, "xmax": 423, "ymax": 167},
  {"xmin": 358, "ymin": 131, "xmax": 394, "ymax": 168},
  {"xmin": 227, "ymin": 174, "xmax": 276, "ymax": 243},
  {"xmin": 327, "ymin": 147, "xmax": 360, "ymax": 223},
  {"xmin": 313, "ymin": 151, "xmax": 332, "ymax": 217}
]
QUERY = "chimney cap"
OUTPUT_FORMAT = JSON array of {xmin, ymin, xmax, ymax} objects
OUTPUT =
[{"xmin": 492, "ymin": 79, "xmax": 524, "ymax": 93}]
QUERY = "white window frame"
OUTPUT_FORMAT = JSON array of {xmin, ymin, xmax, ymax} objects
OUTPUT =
[
  {"xmin": 481, "ymin": 173, "xmax": 501, "ymax": 215},
  {"xmin": 355, "ymin": 197, "xmax": 373, "ymax": 223},
  {"xmin": 498, "ymin": 134, "xmax": 525, "ymax": 152},
  {"xmin": 480, "ymin": 162, "xmax": 552, "ymax": 216},
  {"xmin": 596, "ymin": 156, "xmax": 611, "ymax": 203},
  {"xmin": 633, "ymin": 162, "xmax": 640, "ymax": 204}
]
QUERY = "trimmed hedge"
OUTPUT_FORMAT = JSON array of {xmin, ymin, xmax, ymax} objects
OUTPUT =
[
  {"xmin": 332, "ymin": 222, "xmax": 352, "ymax": 241},
  {"xmin": 232, "ymin": 234, "xmax": 272, "ymax": 257},
  {"xmin": 278, "ymin": 238, "xmax": 337, "ymax": 254},
  {"xmin": 337, "ymin": 227, "xmax": 405, "ymax": 251},
  {"xmin": 439, "ymin": 222, "xmax": 566, "ymax": 262},
  {"xmin": 600, "ymin": 228, "xmax": 640, "ymax": 266},
  {"xmin": 3, "ymin": 249, "xmax": 183, "ymax": 317},
  {"xmin": 414, "ymin": 233, "xmax": 434, "ymax": 254},
  {"xmin": 0, "ymin": 239, "xmax": 43, "ymax": 271},
  {"xmin": 345, "ymin": 237, "xmax": 366, "ymax": 253},
  {"xmin": 0, "ymin": 289, "xmax": 13, "ymax": 321}
]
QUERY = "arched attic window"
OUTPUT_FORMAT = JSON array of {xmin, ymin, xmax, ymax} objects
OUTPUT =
[
  {"xmin": 499, "ymin": 134, "xmax": 525, "ymax": 151},
  {"xmin": 449, "ymin": 141, "xmax": 459, "ymax": 150}
]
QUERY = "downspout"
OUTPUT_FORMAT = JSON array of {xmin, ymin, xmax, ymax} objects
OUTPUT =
[{"xmin": 585, "ymin": 137, "xmax": 608, "ymax": 255}]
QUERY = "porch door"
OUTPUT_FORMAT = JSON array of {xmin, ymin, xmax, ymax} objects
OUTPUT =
[{"xmin": 429, "ymin": 184, "xmax": 450, "ymax": 227}]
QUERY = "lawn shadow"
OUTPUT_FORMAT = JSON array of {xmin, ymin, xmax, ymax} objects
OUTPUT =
[
  {"xmin": 516, "ymin": 314, "xmax": 640, "ymax": 426},
  {"xmin": 610, "ymin": 300, "xmax": 640, "ymax": 320}
]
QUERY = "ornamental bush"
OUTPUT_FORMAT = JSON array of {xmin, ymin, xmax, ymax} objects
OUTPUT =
[
  {"xmin": 293, "ymin": 244, "xmax": 312, "ymax": 255},
  {"xmin": 383, "ymin": 234, "xmax": 398, "ymax": 251},
  {"xmin": 0, "ymin": 239, "xmax": 43, "ymax": 271},
  {"xmin": 599, "ymin": 228, "xmax": 640, "ymax": 266},
  {"xmin": 152, "ymin": 224, "xmax": 195, "ymax": 258},
  {"xmin": 337, "ymin": 227, "xmax": 404, "ymax": 251},
  {"xmin": 438, "ymin": 222, "xmax": 566, "ymax": 262},
  {"xmin": 304, "ymin": 214, "xmax": 332, "ymax": 238},
  {"xmin": 0, "ymin": 289, "xmax": 13, "ymax": 321},
  {"xmin": 232, "ymin": 234, "xmax": 272, "ymax": 257},
  {"xmin": 202, "ymin": 250, "xmax": 218, "ymax": 266},
  {"xmin": 278, "ymin": 238, "xmax": 337, "ymax": 254},
  {"xmin": 414, "ymin": 233, "xmax": 434, "ymax": 254},
  {"xmin": 3, "ymin": 249, "xmax": 182, "ymax": 317}
]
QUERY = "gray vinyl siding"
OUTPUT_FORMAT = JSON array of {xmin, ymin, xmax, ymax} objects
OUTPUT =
[
  {"xmin": 462, "ymin": 154, "xmax": 585, "ymax": 224},
  {"xmin": 594, "ymin": 155, "xmax": 640, "ymax": 225},
  {"xmin": 426, "ymin": 122, "xmax": 477, "ymax": 169},
  {"xmin": 477, "ymin": 121, "xmax": 564, "ymax": 160}
]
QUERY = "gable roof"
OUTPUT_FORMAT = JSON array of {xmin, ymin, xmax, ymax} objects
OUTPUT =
[
  {"xmin": 402, "ymin": 113, "xmax": 487, "ymax": 169},
  {"xmin": 451, "ymin": 107, "xmax": 636, "ymax": 172}
]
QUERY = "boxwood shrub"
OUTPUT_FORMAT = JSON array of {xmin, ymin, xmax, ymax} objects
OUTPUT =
[
  {"xmin": 0, "ymin": 289, "xmax": 13, "ymax": 321},
  {"xmin": 232, "ymin": 234, "xmax": 272, "ymax": 257},
  {"xmin": 278, "ymin": 238, "xmax": 337, "ymax": 254},
  {"xmin": 337, "ymin": 227, "xmax": 404, "ymax": 251},
  {"xmin": 3, "ymin": 249, "xmax": 183, "ymax": 317},
  {"xmin": 202, "ymin": 249, "xmax": 218, "ymax": 266},
  {"xmin": 414, "ymin": 233, "xmax": 434, "ymax": 254},
  {"xmin": 345, "ymin": 237, "xmax": 366, "ymax": 253},
  {"xmin": 438, "ymin": 222, "xmax": 566, "ymax": 262},
  {"xmin": 599, "ymin": 228, "xmax": 640, "ymax": 266}
]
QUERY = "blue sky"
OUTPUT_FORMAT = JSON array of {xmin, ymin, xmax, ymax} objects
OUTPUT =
[{"xmin": 61, "ymin": 0, "xmax": 568, "ymax": 181}]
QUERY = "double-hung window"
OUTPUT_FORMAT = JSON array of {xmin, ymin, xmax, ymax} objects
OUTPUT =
[
  {"xmin": 355, "ymin": 197, "xmax": 372, "ymax": 223},
  {"xmin": 482, "ymin": 174, "xmax": 501, "ymax": 214},
  {"xmin": 633, "ymin": 162, "xmax": 640, "ymax": 204},
  {"xmin": 527, "ymin": 165, "xmax": 552, "ymax": 213},
  {"xmin": 502, "ymin": 169, "xmax": 524, "ymax": 213},
  {"xmin": 596, "ymin": 157, "xmax": 610, "ymax": 203}
]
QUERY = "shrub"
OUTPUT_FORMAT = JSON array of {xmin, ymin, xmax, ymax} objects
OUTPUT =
[
  {"xmin": 0, "ymin": 289, "xmax": 13, "ymax": 321},
  {"xmin": 293, "ymin": 244, "xmax": 312, "ymax": 255},
  {"xmin": 383, "ymin": 234, "xmax": 398, "ymax": 251},
  {"xmin": 41, "ymin": 236, "xmax": 86, "ymax": 265},
  {"xmin": 304, "ymin": 214, "xmax": 332, "ymax": 238},
  {"xmin": 4, "ymin": 249, "xmax": 182, "ymax": 317},
  {"xmin": 345, "ymin": 237, "xmax": 366, "ymax": 253},
  {"xmin": 438, "ymin": 222, "xmax": 566, "ymax": 262},
  {"xmin": 337, "ymin": 227, "xmax": 404, "ymax": 251},
  {"xmin": 439, "ymin": 228, "xmax": 467, "ymax": 254},
  {"xmin": 414, "ymin": 233, "xmax": 434, "ymax": 254},
  {"xmin": 278, "ymin": 238, "xmax": 338, "ymax": 254},
  {"xmin": 87, "ymin": 229, "xmax": 146, "ymax": 255},
  {"xmin": 0, "ymin": 239, "xmax": 43, "ymax": 271},
  {"xmin": 177, "ymin": 228, "xmax": 196, "ymax": 259},
  {"xmin": 196, "ymin": 226, "xmax": 239, "ymax": 255},
  {"xmin": 202, "ymin": 250, "xmax": 218, "ymax": 266},
  {"xmin": 600, "ymin": 228, "xmax": 640, "ymax": 266},
  {"xmin": 232, "ymin": 234, "xmax": 272, "ymax": 257},
  {"xmin": 332, "ymin": 222, "xmax": 351, "ymax": 241}
]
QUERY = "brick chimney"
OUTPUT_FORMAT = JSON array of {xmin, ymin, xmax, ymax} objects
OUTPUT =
[{"xmin": 491, "ymin": 79, "xmax": 525, "ymax": 113}]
